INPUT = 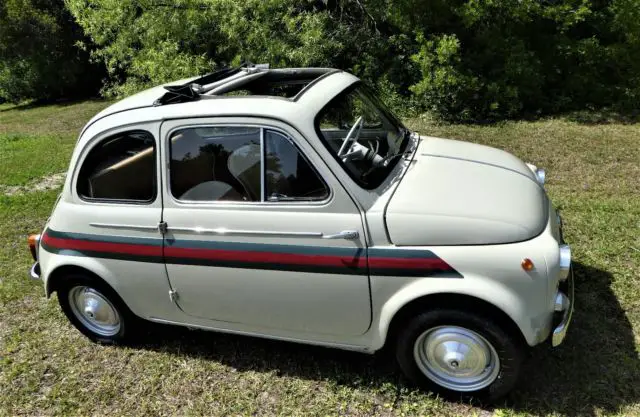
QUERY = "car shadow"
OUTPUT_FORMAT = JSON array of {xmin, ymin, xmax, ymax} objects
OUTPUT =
[
  {"xmin": 131, "ymin": 261, "xmax": 639, "ymax": 415},
  {"xmin": 506, "ymin": 261, "xmax": 640, "ymax": 416}
]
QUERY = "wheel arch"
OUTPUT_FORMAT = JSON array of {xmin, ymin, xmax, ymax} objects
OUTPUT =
[
  {"xmin": 46, "ymin": 264, "xmax": 114, "ymax": 297},
  {"xmin": 40, "ymin": 250, "xmax": 173, "ymax": 321},
  {"xmin": 373, "ymin": 274, "xmax": 540, "ymax": 351},
  {"xmin": 382, "ymin": 292, "xmax": 528, "ymax": 351}
]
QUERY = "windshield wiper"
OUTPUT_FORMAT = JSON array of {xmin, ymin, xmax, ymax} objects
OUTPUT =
[{"xmin": 380, "ymin": 150, "xmax": 414, "ymax": 167}]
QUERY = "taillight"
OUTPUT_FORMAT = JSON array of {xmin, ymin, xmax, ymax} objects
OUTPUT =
[{"xmin": 28, "ymin": 234, "xmax": 40, "ymax": 261}]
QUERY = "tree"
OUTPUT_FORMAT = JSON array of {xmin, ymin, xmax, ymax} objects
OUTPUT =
[
  {"xmin": 65, "ymin": 0, "xmax": 640, "ymax": 120},
  {"xmin": 0, "ymin": 0, "xmax": 103, "ymax": 102}
]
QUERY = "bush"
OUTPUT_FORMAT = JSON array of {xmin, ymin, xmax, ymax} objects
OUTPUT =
[
  {"xmin": 405, "ymin": 0, "xmax": 640, "ymax": 121},
  {"xmin": 0, "ymin": 0, "xmax": 103, "ymax": 103},
  {"xmin": 63, "ymin": 0, "xmax": 640, "ymax": 121}
]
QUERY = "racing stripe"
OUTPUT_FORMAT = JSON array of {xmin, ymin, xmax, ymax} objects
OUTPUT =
[{"xmin": 41, "ymin": 228, "xmax": 461, "ymax": 277}]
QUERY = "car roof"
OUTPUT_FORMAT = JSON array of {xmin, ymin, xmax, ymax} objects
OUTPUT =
[{"xmin": 81, "ymin": 67, "xmax": 356, "ymax": 139}]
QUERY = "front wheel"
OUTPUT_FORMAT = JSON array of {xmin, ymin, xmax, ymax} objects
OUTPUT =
[{"xmin": 395, "ymin": 309, "xmax": 524, "ymax": 401}]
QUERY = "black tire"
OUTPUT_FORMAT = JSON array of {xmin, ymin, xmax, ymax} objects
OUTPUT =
[
  {"xmin": 57, "ymin": 273, "xmax": 137, "ymax": 344},
  {"xmin": 395, "ymin": 309, "xmax": 524, "ymax": 402}
]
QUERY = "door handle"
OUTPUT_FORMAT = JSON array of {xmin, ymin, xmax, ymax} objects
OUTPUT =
[{"xmin": 322, "ymin": 230, "xmax": 359, "ymax": 240}]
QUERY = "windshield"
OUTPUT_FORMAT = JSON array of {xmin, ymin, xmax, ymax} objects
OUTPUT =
[{"xmin": 315, "ymin": 83, "xmax": 410, "ymax": 189}]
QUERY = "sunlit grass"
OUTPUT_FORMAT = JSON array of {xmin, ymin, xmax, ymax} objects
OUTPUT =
[{"xmin": 0, "ymin": 102, "xmax": 638, "ymax": 416}]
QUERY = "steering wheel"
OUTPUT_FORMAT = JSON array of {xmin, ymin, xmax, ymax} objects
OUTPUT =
[{"xmin": 337, "ymin": 116, "xmax": 363, "ymax": 157}]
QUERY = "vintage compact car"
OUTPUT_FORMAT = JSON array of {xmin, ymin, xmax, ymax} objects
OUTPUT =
[{"xmin": 27, "ymin": 64, "xmax": 573, "ymax": 400}]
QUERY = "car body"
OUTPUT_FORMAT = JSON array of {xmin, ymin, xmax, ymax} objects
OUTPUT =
[{"xmin": 27, "ymin": 65, "xmax": 573, "ymax": 400}]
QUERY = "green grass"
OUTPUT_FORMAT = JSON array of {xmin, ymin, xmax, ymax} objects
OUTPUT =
[
  {"xmin": 0, "ymin": 134, "xmax": 75, "ymax": 186},
  {"xmin": 0, "ymin": 100, "xmax": 111, "ymax": 136},
  {"xmin": 1, "ymin": 102, "xmax": 639, "ymax": 416},
  {"xmin": 0, "ymin": 100, "xmax": 112, "ymax": 187}
]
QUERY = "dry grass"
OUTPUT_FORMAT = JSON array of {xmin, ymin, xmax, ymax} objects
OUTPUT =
[{"xmin": 1, "ymin": 102, "xmax": 639, "ymax": 416}]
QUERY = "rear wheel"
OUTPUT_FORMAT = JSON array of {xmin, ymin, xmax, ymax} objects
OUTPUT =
[
  {"xmin": 395, "ymin": 309, "xmax": 524, "ymax": 401},
  {"xmin": 57, "ymin": 274, "xmax": 135, "ymax": 344}
]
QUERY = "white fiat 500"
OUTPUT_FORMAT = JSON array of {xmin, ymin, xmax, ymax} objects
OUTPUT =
[{"xmin": 27, "ymin": 65, "xmax": 573, "ymax": 400}]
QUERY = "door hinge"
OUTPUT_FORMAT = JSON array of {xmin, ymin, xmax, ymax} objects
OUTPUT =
[
  {"xmin": 158, "ymin": 221, "xmax": 168, "ymax": 234},
  {"xmin": 169, "ymin": 289, "xmax": 179, "ymax": 303}
]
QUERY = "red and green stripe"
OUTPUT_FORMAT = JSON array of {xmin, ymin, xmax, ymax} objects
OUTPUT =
[{"xmin": 42, "ymin": 229, "xmax": 461, "ymax": 278}]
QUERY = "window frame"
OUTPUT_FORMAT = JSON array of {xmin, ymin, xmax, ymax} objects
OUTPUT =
[
  {"xmin": 166, "ymin": 123, "xmax": 332, "ymax": 206},
  {"xmin": 75, "ymin": 129, "xmax": 158, "ymax": 205},
  {"xmin": 313, "ymin": 82, "xmax": 408, "ymax": 191}
]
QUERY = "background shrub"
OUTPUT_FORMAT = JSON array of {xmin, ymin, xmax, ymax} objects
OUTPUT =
[
  {"xmin": 3, "ymin": 0, "xmax": 639, "ymax": 121},
  {"xmin": 0, "ymin": 0, "xmax": 103, "ymax": 103}
]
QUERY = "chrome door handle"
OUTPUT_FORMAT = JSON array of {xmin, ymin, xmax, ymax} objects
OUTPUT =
[{"xmin": 322, "ymin": 230, "xmax": 359, "ymax": 240}]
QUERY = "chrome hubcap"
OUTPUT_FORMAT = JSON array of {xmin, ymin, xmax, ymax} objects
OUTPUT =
[
  {"xmin": 413, "ymin": 326, "xmax": 500, "ymax": 392},
  {"xmin": 68, "ymin": 286, "xmax": 121, "ymax": 336}
]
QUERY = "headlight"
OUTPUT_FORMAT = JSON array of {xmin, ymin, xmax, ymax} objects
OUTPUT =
[
  {"xmin": 535, "ymin": 168, "xmax": 546, "ymax": 185},
  {"xmin": 525, "ymin": 163, "xmax": 546, "ymax": 186},
  {"xmin": 559, "ymin": 244, "xmax": 571, "ymax": 281}
]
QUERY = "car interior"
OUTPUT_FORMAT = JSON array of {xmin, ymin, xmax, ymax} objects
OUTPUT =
[
  {"xmin": 170, "ymin": 128, "xmax": 327, "ymax": 202},
  {"xmin": 77, "ymin": 131, "xmax": 156, "ymax": 201}
]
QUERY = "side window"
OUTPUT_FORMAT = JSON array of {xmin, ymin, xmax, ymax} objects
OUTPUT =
[
  {"xmin": 265, "ymin": 130, "xmax": 329, "ymax": 201},
  {"xmin": 170, "ymin": 126, "xmax": 261, "ymax": 202},
  {"xmin": 77, "ymin": 130, "xmax": 156, "ymax": 202},
  {"xmin": 169, "ymin": 126, "xmax": 329, "ymax": 203}
]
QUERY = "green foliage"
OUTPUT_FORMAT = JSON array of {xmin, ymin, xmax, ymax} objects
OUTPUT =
[
  {"xmin": 59, "ymin": 0, "xmax": 640, "ymax": 121},
  {"xmin": 0, "ymin": 0, "xmax": 103, "ymax": 102},
  {"xmin": 63, "ymin": 0, "xmax": 410, "ymax": 99},
  {"xmin": 405, "ymin": 0, "xmax": 640, "ymax": 121}
]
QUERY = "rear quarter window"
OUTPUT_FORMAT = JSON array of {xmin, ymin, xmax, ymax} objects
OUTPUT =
[{"xmin": 76, "ymin": 130, "xmax": 156, "ymax": 203}]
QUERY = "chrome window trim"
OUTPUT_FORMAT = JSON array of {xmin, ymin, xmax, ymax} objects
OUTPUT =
[
  {"xmin": 260, "ymin": 127, "xmax": 266, "ymax": 201},
  {"xmin": 165, "ymin": 123, "xmax": 333, "ymax": 207}
]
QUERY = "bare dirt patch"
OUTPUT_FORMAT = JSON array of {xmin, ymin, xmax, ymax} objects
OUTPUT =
[{"xmin": 0, "ymin": 172, "xmax": 66, "ymax": 196}]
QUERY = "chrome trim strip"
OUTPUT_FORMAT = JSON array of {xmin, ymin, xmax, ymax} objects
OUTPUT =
[
  {"xmin": 166, "ymin": 226, "xmax": 323, "ymax": 238},
  {"xmin": 552, "ymin": 267, "xmax": 574, "ymax": 347},
  {"xmin": 554, "ymin": 292, "xmax": 570, "ymax": 312},
  {"xmin": 29, "ymin": 262, "xmax": 41, "ymax": 280},
  {"xmin": 559, "ymin": 244, "xmax": 571, "ymax": 280},
  {"xmin": 260, "ymin": 127, "xmax": 265, "ymax": 201},
  {"xmin": 89, "ymin": 223, "xmax": 158, "ymax": 231},
  {"xmin": 33, "ymin": 233, "xmax": 41, "ymax": 261},
  {"xmin": 147, "ymin": 317, "xmax": 371, "ymax": 353}
]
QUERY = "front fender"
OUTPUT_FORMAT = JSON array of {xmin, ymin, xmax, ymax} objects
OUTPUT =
[{"xmin": 371, "ymin": 273, "xmax": 547, "ymax": 350}]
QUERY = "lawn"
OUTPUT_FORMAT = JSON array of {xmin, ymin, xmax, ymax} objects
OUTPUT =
[{"xmin": 0, "ymin": 101, "xmax": 638, "ymax": 416}]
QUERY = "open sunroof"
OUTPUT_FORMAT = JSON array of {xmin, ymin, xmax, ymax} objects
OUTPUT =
[{"xmin": 154, "ymin": 64, "xmax": 335, "ymax": 106}]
